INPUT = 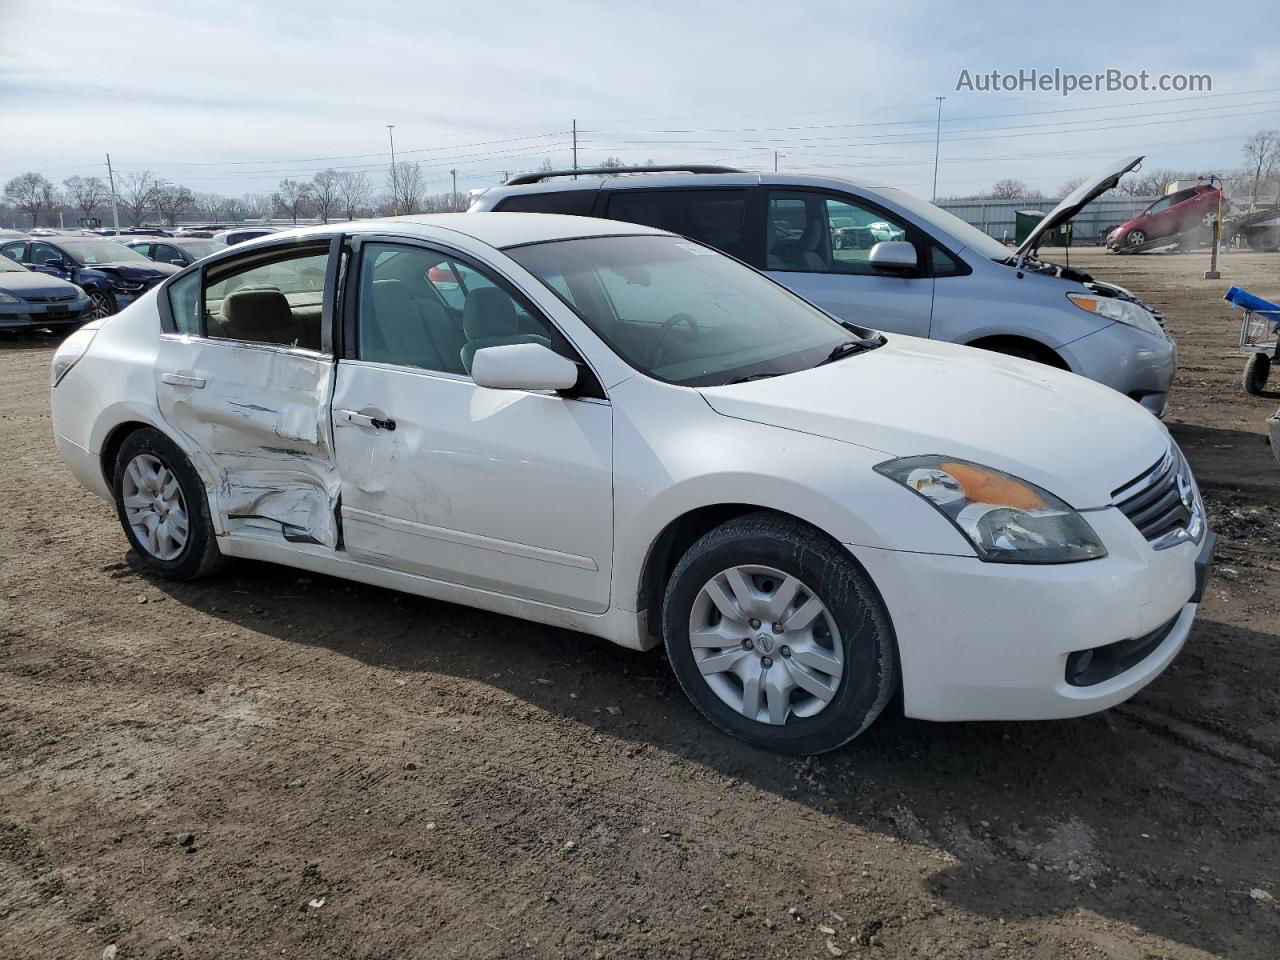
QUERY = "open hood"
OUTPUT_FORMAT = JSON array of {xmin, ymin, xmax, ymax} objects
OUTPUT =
[{"xmin": 1015, "ymin": 155, "xmax": 1143, "ymax": 257}]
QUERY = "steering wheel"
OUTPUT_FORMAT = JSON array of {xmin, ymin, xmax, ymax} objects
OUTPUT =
[{"xmin": 649, "ymin": 312, "xmax": 701, "ymax": 366}]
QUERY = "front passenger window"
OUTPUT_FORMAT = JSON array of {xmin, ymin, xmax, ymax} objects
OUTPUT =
[
  {"xmin": 356, "ymin": 242, "xmax": 557, "ymax": 377},
  {"xmin": 766, "ymin": 191, "xmax": 910, "ymax": 275}
]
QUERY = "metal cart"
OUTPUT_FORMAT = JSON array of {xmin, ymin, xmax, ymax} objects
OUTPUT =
[{"xmin": 1224, "ymin": 286, "xmax": 1280, "ymax": 395}]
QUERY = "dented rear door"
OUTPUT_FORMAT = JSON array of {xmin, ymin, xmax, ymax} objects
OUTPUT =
[{"xmin": 154, "ymin": 237, "xmax": 343, "ymax": 548}]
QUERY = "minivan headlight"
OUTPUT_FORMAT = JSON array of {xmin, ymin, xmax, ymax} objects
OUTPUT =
[
  {"xmin": 875, "ymin": 455, "xmax": 1107, "ymax": 564},
  {"xmin": 51, "ymin": 326, "xmax": 98, "ymax": 386},
  {"xmin": 1067, "ymin": 292, "xmax": 1163, "ymax": 339}
]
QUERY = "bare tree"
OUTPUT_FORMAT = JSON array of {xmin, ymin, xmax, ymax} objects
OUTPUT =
[
  {"xmin": 1242, "ymin": 130, "xmax": 1280, "ymax": 210},
  {"xmin": 273, "ymin": 178, "xmax": 313, "ymax": 224},
  {"xmin": 387, "ymin": 161, "xmax": 425, "ymax": 214},
  {"xmin": 1057, "ymin": 176, "xmax": 1087, "ymax": 196},
  {"xmin": 310, "ymin": 169, "xmax": 342, "ymax": 223},
  {"xmin": 242, "ymin": 193, "xmax": 274, "ymax": 220},
  {"xmin": 337, "ymin": 171, "xmax": 372, "ymax": 220},
  {"xmin": 222, "ymin": 196, "xmax": 248, "ymax": 222},
  {"xmin": 3, "ymin": 173, "xmax": 59, "ymax": 227},
  {"xmin": 154, "ymin": 185, "xmax": 196, "ymax": 227},
  {"xmin": 62, "ymin": 175, "xmax": 108, "ymax": 221},
  {"xmin": 989, "ymin": 178, "xmax": 1035, "ymax": 200},
  {"xmin": 119, "ymin": 170, "xmax": 164, "ymax": 226},
  {"xmin": 194, "ymin": 192, "xmax": 224, "ymax": 221}
]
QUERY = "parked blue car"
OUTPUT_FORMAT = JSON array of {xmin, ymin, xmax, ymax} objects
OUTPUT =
[
  {"xmin": 0, "ymin": 255, "xmax": 92, "ymax": 332},
  {"xmin": 0, "ymin": 236, "xmax": 179, "ymax": 319}
]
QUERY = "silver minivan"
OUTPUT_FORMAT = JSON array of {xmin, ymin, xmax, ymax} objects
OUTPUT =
[{"xmin": 469, "ymin": 157, "xmax": 1175, "ymax": 415}]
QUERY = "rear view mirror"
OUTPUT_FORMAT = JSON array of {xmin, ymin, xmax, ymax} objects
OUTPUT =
[
  {"xmin": 471, "ymin": 342, "xmax": 579, "ymax": 392},
  {"xmin": 868, "ymin": 241, "xmax": 917, "ymax": 271}
]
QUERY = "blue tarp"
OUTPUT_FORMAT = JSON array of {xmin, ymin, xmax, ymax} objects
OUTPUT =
[{"xmin": 1224, "ymin": 286, "xmax": 1280, "ymax": 319}]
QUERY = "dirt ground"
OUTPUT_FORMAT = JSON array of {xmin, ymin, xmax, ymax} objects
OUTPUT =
[{"xmin": 2, "ymin": 246, "xmax": 1278, "ymax": 960}]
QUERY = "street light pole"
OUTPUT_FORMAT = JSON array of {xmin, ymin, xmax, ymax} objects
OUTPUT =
[
  {"xmin": 450, "ymin": 168, "xmax": 458, "ymax": 210},
  {"xmin": 774, "ymin": 151, "xmax": 785, "ymax": 172},
  {"xmin": 931, "ymin": 96, "xmax": 945, "ymax": 202},
  {"xmin": 386, "ymin": 124, "xmax": 398, "ymax": 215},
  {"xmin": 105, "ymin": 153, "xmax": 120, "ymax": 232}
]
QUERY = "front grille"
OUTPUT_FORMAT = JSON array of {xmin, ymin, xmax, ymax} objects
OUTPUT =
[
  {"xmin": 1111, "ymin": 447, "xmax": 1200, "ymax": 548},
  {"xmin": 24, "ymin": 294, "xmax": 76, "ymax": 304}
]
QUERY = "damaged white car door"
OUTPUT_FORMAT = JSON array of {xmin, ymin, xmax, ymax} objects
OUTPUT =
[
  {"xmin": 155, "ymin": 238, "xmax": 343, "ymax": 547},
  {"xmin": 329, "ymin": 238, "xmax": 614, "ymax": 614}
]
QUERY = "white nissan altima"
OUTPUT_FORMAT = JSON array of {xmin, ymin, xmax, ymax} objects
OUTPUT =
[{"xmin": 50, "ymin": 213, "xmax": 1215, "ymax": 754}]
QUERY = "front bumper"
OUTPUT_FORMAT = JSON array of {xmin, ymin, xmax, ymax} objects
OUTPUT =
[
  {"xmin": 1061, "ymin": 321, "xmax": 1177, "ymax": 417},
  {"xmin": 851, "ymin": 507, "xmax": 1209, "ymax": 722},
  {"xmin": 0, "ymin": 298, "xmax": 92, "ymax": 330}
]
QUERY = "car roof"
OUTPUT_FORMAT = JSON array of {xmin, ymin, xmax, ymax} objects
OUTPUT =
[{"xmin": 253, "ymin": 213, "xmax": 667, "ymax": 250}]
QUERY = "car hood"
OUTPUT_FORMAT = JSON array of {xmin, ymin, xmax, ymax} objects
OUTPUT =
[
  {"xmin": 698, "ymin": 336, "xmax": 1169, "ymax": 509},
  {"xmin": 1015, "ymin": 155, "xmax": 1144, "ymax": 257},
  {"xmin": 0, "ymin": 271, "xmax": 85, "ymax": 297},
  {"xmin": 88, "ymin": 261, "xmax": 180, "ymax": 279}
]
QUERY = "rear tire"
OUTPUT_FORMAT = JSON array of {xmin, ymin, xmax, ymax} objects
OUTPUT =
[
  {"xmin": 661, "ymin": 512, "xmax": 896, "ymax": 755},
  {"xmin": 1244, "ymin": 353, "xmax": 1271, "ymax": 396},
  {"xmin": 112, "ymin": 428, "xmax": 224, "ymax": 580}
]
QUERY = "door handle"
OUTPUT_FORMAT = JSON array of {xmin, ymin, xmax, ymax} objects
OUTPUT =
[
  {"xmin": 337, "ymin": 409, "xmax": 396, "ymax": 431},
  {"xmin": 161, "ymin": 373, "xmax": 206, "ymax": 389}
]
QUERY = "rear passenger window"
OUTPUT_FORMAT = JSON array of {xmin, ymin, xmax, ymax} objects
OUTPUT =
[
  {"xmin": 357, "ymin": 242, "xmax": 558, "ymax": 377},
  {"xmin": 604, "ymin": 190, "xmax": 749, "ymax": 260},
  {"xmin": 495, "ymin": 191, "xmax": 596, "ymax": 216},
  {"xmin": 203, "ymin": 246, "xmax": 329, "ymax": 350}
]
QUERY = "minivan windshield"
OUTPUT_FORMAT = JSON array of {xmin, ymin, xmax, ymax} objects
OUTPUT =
[
  {"xmin": 878, "ymin": 187, "xmax": 1011, "ymax": 261},
  {"xmin": 508, "ymin": 235, "xmax": 866, "ymax": 387}
]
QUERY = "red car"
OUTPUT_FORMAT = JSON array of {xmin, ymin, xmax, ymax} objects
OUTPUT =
[{"xmin": 1107, "ymin": 184, "xmax": 1222, "ymax": 249}]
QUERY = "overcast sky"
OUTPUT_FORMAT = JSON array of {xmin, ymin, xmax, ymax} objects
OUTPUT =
[{"xmin": 3, "ymin": 0, "xmax": 1279, "ymax": 201}]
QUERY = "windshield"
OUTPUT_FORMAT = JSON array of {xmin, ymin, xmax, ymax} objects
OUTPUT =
[
  {"xmin": 508, "ymin": 235, "xmax": 861, "ymax": 387},
  {"xmin": 0, "ymin": 257, "xmax": 28, "ymax": 273},
  {"xmin": 877, "ymin": 187, "xmax": 1011, "ymax": 261},
  {"xmin": 175, "ymin": 239, "xmax": 222, "ymax": 259},
  {"xmin": 58, "ymin": 239, "xmax": 153, "ymax": 264}
]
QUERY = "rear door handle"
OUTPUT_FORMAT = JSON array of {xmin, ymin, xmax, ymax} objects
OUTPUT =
[
  {"xmin": 161, "ymin": 373, "xmax": 206, "ymax": 389},
  {"xmin": 337, "ymin": 409, "xmax": 396, "ymax": 431}
]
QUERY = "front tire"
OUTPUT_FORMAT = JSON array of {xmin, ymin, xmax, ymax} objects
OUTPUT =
[
  {"xmin": 662, "ymin": 513, "xmax": 896, "ymax": 755},
  {"xmin": 1126, "ymin": 229, "xmax": 1147, "ymax": 247},
  {"xmin": 88, "ymin": 289, "xmax": 116, "ymax": 319},
  {"xmin": 112, "ymin": 428, "xmax": 224, "ymax": 580}
]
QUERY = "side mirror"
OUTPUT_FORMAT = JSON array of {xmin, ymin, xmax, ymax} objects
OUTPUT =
[
  {"xmin": 471, "ymin": 342, "xmax": 579, "ymax": 392},
  {"xmin": 867, "ymin": 241, "xmax": 917, "ymax": 271},
  {"xmin": 42, "ymin": 257, "xmax": 66, "ymax": 269}
]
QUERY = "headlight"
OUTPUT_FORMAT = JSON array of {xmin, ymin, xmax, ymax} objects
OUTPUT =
[
  {"xmin": 875, "ymin": 456, "xmax": 1107, "ymax": 564},
  {"xmin": 0, "ymin": 291, "xmax": 19, "ymax": 304},
  {"xmin": 1067, "ymin": 292, "xmax": 1163, "ymax": 338},
  {"xmin": 51, "ymin": 326, "xmax": 98, "ymax": 387},
  {"xmin": 113, "ymin": 279, "xmax": 144, "ymax": 292}
]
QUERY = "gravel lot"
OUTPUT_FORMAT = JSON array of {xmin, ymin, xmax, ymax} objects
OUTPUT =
[{"xmin": 2, "ymin": 247, "xmax": 1278, "ymax": 960}]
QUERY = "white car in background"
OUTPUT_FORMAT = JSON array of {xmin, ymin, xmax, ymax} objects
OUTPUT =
[{"xmin": 50, "ymin": 213, "xmax": 1214, "ymax": 754}]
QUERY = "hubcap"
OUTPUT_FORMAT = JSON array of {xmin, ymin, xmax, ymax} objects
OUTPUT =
[
  {"xmin": 688, "ymin": 564, "xmax": 843, "ymax": 726},
  {"xmin": 122, "ymin": 454, "xmax": 189, "ymax": 561}
]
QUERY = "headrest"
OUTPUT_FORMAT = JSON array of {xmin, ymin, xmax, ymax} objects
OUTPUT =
[
  {"xmin": 463, "ymin": 287, "xmax": 519, "ymax": 340},
  {"xmin": 222, "ymin": 288, "xmax": 293, "ymax": 336},
  {"xmin": 371, "ymin": 278, "xmax": 414, "ymax": 313}
]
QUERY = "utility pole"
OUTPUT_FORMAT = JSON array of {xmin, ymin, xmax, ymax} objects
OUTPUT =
[
  {"xmin": 450, "ymin": 169, "xmax": 458, "ymax": 210},
  {"xmin": 386, "ymin": 124, "xmax": 398, "ymax": 215},
  {"xmin": 931, "ymin": 96, "xmax": 945, "ymax": 202},
  {"xmin": 572, "ymin": 119, "xmax": 578, "ymax": 179},
  {"xmin": 105, "ymin": 153, "xmax": 120, "ymax": 232}
]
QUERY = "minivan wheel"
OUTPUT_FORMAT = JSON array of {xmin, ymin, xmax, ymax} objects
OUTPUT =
[
  {"xmin": 112, "ymin": 428, "xmax": 224, "ymax": 580},
  {"xmin": 662, "ymin": 512, "xmax": 896, "ymax": 755}
]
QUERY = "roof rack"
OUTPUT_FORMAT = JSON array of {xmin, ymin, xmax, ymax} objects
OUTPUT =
[{"xmin": 503, "ymin": 164, "xmax": 744, "ymax": 186}]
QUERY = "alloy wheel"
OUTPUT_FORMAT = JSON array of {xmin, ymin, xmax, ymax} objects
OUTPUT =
[
  {"xmin": 89, "ymin": 291, "xmax": 114, "ymax": 319},
  {"xmin": 687, "ymin": 564, "xmax": 843, "ymax": 726},
  {"xmin": 121, "ymin": 453, "xmax": 189, "ymax": 561}
]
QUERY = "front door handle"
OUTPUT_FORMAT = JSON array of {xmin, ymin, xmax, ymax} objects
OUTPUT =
[
  {"xmin": 161, "ymin": 373, "xmax": 206, "ymax": 389},
  {"xmin": 337, "ymin": 409, "xmax": 396, "ymax": 431}
]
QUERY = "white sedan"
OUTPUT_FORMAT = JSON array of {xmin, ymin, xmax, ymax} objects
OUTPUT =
[{"xmin": 50, "ymin": 213, "xmax": 1215, "ymax": 754}]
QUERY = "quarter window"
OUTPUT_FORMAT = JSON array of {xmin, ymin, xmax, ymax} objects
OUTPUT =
[
  {"xmin": 767, "ymin": 191, "xmax": 910, "ymax": 275},
  {"xmin": 356, "ymin": 242, "xmax": 559, "ymax": 377},
  {"xmin": 166, "ymin": 271, "xmax": 201, "ymax": 335},
  {"xmin": 202, "ymin": 246, "xmax": 329, "ymax": 350},
  {"xmin": 495, "ymin": 191, "xmax": 596, "ymax": 216}
]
